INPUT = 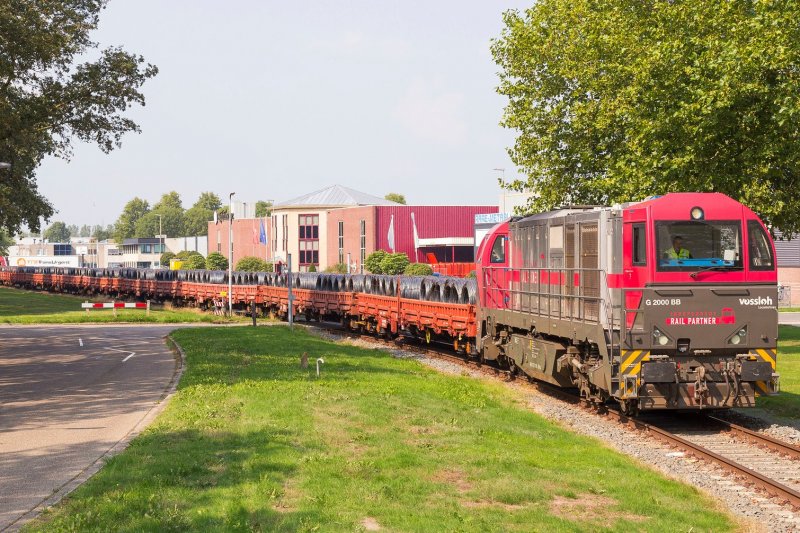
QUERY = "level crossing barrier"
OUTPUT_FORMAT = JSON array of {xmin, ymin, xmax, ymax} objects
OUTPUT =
[{"xmin": 82, "ymin": 301, "xmax": 151, "ymax": 316}]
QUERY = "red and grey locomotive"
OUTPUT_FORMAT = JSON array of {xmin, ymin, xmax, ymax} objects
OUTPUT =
[{"xmin": 476, "ymin": 192, "xmax": 779, "ymax": 414}]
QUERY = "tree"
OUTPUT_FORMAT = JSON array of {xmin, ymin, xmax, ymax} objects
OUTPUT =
[
  {"xmin": 67, "ymin": 224, "xmax": 79, "ymax": 237},
  {"xmin": 93, "ymin": 224, "xmax": 113, "ymax": 241},
  {"xmin": 379, "ymin": 253, "xmax": 410, "ymax": 275},
  {"xmin": 364, "ymin": 250, "xmax": 388, "ymax": 274},
  {"xmin": 0, "ymin": 230, "xmax": 13, "ymax": 255},
  {"xmin": 176, "ymin": 250, "xmax": 201, "ymax": 260},
  {"xmin": 183, "ymin": 206, "xmax": 213, "ymax": 236},
  {"xmin": 153, "ymin": 191, "xmax": 183, "ymax": 211},
  {"xmin": 206, "ymin": 252, "xmax": 228, "ymax": 271},
  {"xmin": 324, "ymin": 263, "xmax": 348, "ymax": 273},
  {"xmin": 193, "ymin": 192, "xmax": 222, "ymax": 212},
  {"xmin": 184, "ymin": 254, "xmax": 206, "ymax": 270},
  {"xmin": 79, "ymin": 224, "xmax": 91, "ymax": 238},
  {"xmin": 255, "ymin": 200, "xmax": 272, "ymax": 217},
  {"xmin": 44, "ymin": 221, "xmax": 70, "ymax": 243},
  {"xmin": 404, "ymin": 263, "xmax": 433, "ymax": 276},
  {"xmin": 160, "ymin": 251, "xmax": 175, "ymax": 267},
  {"xmin": 134, "ymin": 207, "xmax": 184, "ymax": 238},
  {"xmin": 492, "ymin": 2, "xmax": 800, "ymax": 234},
  {"xmin": 236, "ymin": 256, "xmax": 272, "ymax": 272},
  {"xmin": 0, "ymin": 2, "xmax": 157, "ymax": 234},
  {"xmin": 114, "ymin": 198, "xmax": 150, "ymax": 242},
  {"xmin": 385, "ymin": 193, "xmax": 406, "ymax": 205}
]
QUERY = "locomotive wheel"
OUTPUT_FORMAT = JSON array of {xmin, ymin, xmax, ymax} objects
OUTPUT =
[{"xmin": 620, "ymin": 400, "xmax": 639, "ymax": 417}]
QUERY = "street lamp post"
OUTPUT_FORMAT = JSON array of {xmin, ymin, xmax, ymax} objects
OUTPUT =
[
  {"xmin": 228, "ymin": 192, "xmax": 235, "ymax": 316},
  {"xmin": 156, "ymin": 214, "xmax": 163, "ymax": 268}
]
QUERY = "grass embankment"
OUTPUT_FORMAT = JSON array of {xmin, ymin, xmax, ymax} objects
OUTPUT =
[
  {"xmin": 0, "ymin": 286, "xmax": 244, "ymax": 324},
  {"xmin": 31, "ymin": 326, "xmax": 734, "ymax": 532},
  {"xmin": 757, "ymin": 325, "xmax": 800, "ymax": 418}
]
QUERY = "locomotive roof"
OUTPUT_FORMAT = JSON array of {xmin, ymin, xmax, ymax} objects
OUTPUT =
[{"xmin": 514, "ymin": 206, "xmax": 607, "ymax": 225}]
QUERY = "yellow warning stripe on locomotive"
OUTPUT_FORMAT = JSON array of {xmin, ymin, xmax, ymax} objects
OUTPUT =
[
  {"xmin": 619, "ymin": 349, "xmax": 651, "ymax": 376},
  {"xmin": 750, "ymin": 348, "xmax": 778, "ymax": 396}
]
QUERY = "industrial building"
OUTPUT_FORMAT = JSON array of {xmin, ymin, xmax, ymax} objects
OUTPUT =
[{"xmin": 210, "ymin": 185, "xmax": 498, "ymax": 272}]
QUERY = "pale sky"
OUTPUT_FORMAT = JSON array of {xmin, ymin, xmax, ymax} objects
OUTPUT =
[{"xmin": 36, "ymin": 1, "xmax": 530, "ymax": 227}]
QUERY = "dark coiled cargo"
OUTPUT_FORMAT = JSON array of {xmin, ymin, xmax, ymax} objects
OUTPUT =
[{"xmin": 400, "ymin": 276, "xmax": 423, "ymax": 299}]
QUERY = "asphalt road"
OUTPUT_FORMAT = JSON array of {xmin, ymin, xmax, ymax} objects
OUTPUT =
[
  {"xmin": 780, "ymin": 312, "xmax": 800, "ymax": 326},
  {"xmin": 0, "ymin": 325, "xmax": 180, "ymax": 531}
]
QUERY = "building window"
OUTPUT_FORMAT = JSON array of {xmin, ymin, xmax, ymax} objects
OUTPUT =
[
  {"xmin": 338, "ymin": 221, "xmax": 344, "ymax": 265},
  {"xmin": 54, "ymin": 244, "xmax": 71, "ymax": 256},
  {"xmin": 272, "ymin": 215, "xmax": 278, "ymax": 253},
  {"xmin": 299, "ymin": 214, "xmax": 319, "ymax": 266},
  {"xmin": 282, "ymin": 215, "xmax": 288, "ymax": 252},
  {"xmin": 359, "ymin": 219, "xmax": 366, "ymax": 269}
]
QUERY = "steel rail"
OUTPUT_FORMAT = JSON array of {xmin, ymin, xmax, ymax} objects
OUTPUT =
[
  {"xmin": 615, "ymin": 413, "xmax": 800, "ymax": 509},
  {"xmin": 704, "ymin": 415, "xmax": 800, "ymax": 460}
]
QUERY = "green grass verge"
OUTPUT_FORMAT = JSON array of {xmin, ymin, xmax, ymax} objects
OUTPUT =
[
  {"xmin": 757, "ymin": 325, "xmax": 800, "ymax": 418},
  {"xmin": 779, "ymin": 307, "xmax": 800, "ymax": 312},
  {"xmin": 0, "ymin": 286, "xmax": 245, "ymax": 324},
  {"xmin": 29, "ymin": 326, "xmax": 734, "ymax": 532}
]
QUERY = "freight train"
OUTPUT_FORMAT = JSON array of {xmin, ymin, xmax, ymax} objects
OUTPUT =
[{"xmin": 0, "ymin": 193, "xmax": 778, "ymax": 414}]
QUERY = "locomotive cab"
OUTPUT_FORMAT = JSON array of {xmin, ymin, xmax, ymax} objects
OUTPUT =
[{"xmin": 620, "ymin": 193, "xmax": 779, "ymax": 411}]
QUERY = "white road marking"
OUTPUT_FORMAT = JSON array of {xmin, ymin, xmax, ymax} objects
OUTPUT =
[
  {"xmin": 78, "ymin": 338, "xmax": 83, "ymax": 347},
  {"xmin": 107, "ymin": 347, "xmax": 136, "ymax": 362}
]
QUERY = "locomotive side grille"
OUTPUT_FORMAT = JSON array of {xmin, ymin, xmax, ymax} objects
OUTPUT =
[
  {"xmin": 565, "ymin": 223, "xmax": 576, "ymax": 320},
  {"xmin": 580, "ymin": 223, "xmax": 600, "ymax": 321}
]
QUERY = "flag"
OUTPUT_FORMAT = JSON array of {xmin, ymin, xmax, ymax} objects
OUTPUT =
[
  {"xmin": 387, "ymin": 215, "xmax": 395, "ymax": 252},
  {"xmin": 410, "ymin": 212, "xmax": 419, "ymax": 262},
  {"xmin": 252, "ymin": 222, "xmax": 258, "ymax": 244},
  {"xmin": 213, "ymin": 210, "xmax": 218, "ymax": 225},
  {"xmin": 259, "ymin": 219, "xmax": 267, "ymax": 244}
]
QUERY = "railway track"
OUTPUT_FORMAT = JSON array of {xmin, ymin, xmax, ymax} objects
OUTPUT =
[
  {"xmin": 309, "ymin": 321, "xmax": 800, "ymax": 511},
  {"xmin": 637, "ymin": 414, "xmax": 800, "ymax": 509}
]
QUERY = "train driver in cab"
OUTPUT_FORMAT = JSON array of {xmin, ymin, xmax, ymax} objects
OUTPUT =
[{"xmin": 665, "ymin": 235, "xmax": 692, "ymax": 259}]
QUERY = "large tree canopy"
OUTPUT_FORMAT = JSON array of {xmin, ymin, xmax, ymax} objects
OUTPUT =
[
  {"xmin": 113, "ymin": 197, "xmax": 149, "ymax": 242},
  {"xmin": 43, "ymin": 221, "xmax": 70, "ymax": 243},
  {"xmin": 492, "ymin": 1, "xmax": 800, "ymax": 234},
  {"xmin": 0, "ymin": 0, "xmax": 157, "ymax": 233}
]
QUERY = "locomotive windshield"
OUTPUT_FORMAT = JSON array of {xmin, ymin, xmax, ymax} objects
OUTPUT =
[{"xmin": 655, "ymin": 221, "xmax": 743, "ymax": 271}]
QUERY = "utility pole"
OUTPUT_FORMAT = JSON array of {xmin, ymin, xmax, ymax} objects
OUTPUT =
[
  {"xmin": 156, "ymin": 213, "xmax": 163, "ymax": 268},
  {"xmin": 228, "ymin": 192, "xmax": 235, "ymax": 317},
  {"xmin": 287, "ymin": 252, "xmax": 293, "ymax": 329}
]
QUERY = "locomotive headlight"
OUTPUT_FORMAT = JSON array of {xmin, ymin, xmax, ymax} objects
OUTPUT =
[
  {"xmin": 729, "ymin": 326, "xmax": 747, "ymax": 345},
  {"xmin": 653, "ymin": 327, "xmax": 669, "ymax": 345},
  {"xmin": 690, "ymin": 206, "xmax": 704, "ymax": 220}
]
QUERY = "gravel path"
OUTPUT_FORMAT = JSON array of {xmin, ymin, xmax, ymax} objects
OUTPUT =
[{"xmin": 312, "ymin": 328, "xmax": 800, "ymax": 533}]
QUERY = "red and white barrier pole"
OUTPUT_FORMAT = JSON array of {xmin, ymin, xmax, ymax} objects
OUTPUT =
[{"xmin": 82, "ymin": 301, "xmax": 151, "ymax": 316}]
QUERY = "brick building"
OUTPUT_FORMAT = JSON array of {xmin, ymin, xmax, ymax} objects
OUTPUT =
[
  {"xmin": 210, "ymin": 184, "xmax": 498, "ymax": 273},
  {"xmin": 325, "ymin": 204, "xmax": 499, "ymax": 272}
]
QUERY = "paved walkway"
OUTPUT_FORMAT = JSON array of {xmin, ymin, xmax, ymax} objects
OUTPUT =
[
  {"xmin": 0, "ymin": 325, "xmax": 180, "ymax": 531},
  {"xmin": 780, "ymin": 312, "xmax": 800, "ymax": 326}
]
